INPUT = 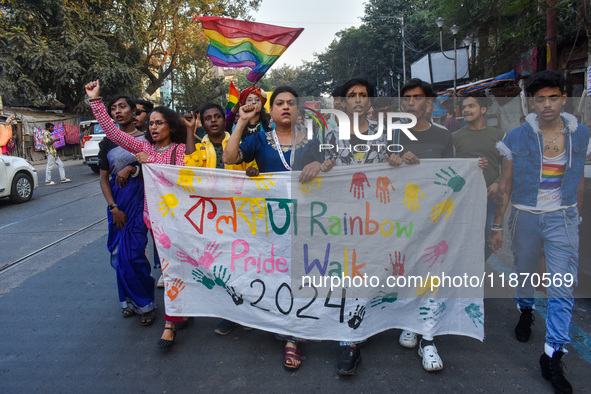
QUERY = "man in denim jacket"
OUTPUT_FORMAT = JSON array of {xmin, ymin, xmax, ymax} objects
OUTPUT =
[{"xmin": 490, "ymin": 70, "xmax": 590, "ymax": 394}]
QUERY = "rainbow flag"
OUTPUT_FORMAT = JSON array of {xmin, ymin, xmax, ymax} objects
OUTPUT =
[
  {"xmin": 196, "ymin": 16, "xmax": 303, "ymax": 83},
  {"xmin": 226, "ymin": 81, "xmax": 239, "ymax": 116}
]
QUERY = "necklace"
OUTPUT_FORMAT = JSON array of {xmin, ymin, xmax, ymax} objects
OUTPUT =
[
  {"xmin": 154, "ymin": 142, "xmax": 173, "ymax": 152},
  {"xmin": 542, "ymin": 119, "xmax": 564, "ymax": 144}
]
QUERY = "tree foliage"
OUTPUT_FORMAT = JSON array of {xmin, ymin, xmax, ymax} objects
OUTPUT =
[{"xmin": 0, "ymin": 0, "xmax": 260, "ymax": 113}]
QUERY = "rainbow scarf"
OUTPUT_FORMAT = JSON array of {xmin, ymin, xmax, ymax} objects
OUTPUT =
[
  {"xmin": 196, "ymin": 16, "xmax": 303, "ymax": 83},
  {"xmin": 226, "ymin": 81, "xmax": 239, "ymax": 116}
]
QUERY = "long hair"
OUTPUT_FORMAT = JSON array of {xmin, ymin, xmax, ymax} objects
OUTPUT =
[{"xmin": 144, "ymin": 106, "xmax": 186, "ymax": 144}]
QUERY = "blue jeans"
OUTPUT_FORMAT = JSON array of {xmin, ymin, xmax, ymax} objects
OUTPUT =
[{"xmin": 509, "ymin": 206, "xmax": 579, "ymax": 346}]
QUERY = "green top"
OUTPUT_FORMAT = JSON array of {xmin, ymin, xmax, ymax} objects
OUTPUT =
[{"xmin": 453, "ymin": 126, "xmax": 505, "ymax": 187}]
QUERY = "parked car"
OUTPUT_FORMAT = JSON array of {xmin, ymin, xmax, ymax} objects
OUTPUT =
[
  {"xmin": 80, "ymin": 120, "xmax": 106, "ymax": 173},
  {"xmin": 0, "ymin": 155, "xmax": 38, "ymax": 203}
]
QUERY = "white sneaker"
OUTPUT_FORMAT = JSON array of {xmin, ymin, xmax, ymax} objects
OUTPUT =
[
  {"xmin": 399, "ymin": 330, "xmax": 418, "ymax": 348},
  {"xmin": 418, "ymin": 343, "xmax": 444, "ymax": 372},
  {"xmin": 157, "ymin": 275, "xmax": 164, "ymax": 288}
]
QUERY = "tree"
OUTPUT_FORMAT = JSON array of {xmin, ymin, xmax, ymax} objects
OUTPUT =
[{"xmin": 0, "ymin": 0, "xmax": 261, "ymax": 113}]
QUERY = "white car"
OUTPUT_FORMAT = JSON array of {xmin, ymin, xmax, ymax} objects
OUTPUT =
[
  {"xmin": 0, "ymin": 155, "xmax": 38, "ymax": 203},
  {"xmin": 80, "ymin": 120, "xmax": 106, "ymax": 173}
]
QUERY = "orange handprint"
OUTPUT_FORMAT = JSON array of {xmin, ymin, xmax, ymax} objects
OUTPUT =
[
  {"xmin": 376, "ymin": 176, "xmax": 395, "ymax": 204},
  {"xmin": 166, "ymin": 278, "xmax": 185, "ymax": 301}
]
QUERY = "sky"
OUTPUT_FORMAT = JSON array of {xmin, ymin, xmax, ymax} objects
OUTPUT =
[{"xmin": 250, "ymin": 0, "xmax": 367, "ymax": 68}]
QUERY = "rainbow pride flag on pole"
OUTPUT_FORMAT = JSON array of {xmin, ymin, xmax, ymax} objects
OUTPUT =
[
  {"xmin": 196, "ymin": 16, "xmax": 304, "ymax": 83},
  {"xmin": 226, "ymin": 81, "xmax": 239, "ymax": 116}
]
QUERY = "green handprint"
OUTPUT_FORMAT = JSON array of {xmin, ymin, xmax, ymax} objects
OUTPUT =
[
  {"xmin": 419, "ymin": 299, "xmax": 446, "ymax": 321},
  {"xmin": 370, "ymin": 291, "xmax": 398, "ymax": 309},
  {"xmin": 213, "ymin": 265, "xmax": 231, "ymax": 288},
  {"xmin": 403, "ymin": 183, "xmax": 426, "ymax": 211},
  {"xmin": 465, "ymin": 303, "xmax": 484, "ymax": 327},
  {"xmin": 434, "ymin": 167, "xmax": 465, "ymax": 192},
  {"xmin": 192, "ymin": 268, "xmax": 215, "ymax": 289}
]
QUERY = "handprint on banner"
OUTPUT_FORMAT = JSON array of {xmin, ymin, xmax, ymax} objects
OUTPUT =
[
  {"xmin": 229, "ymin": 174, "xmax": 246, "ymax": 194},
  {"xmin": 298, "ymin": 177, "xmax": 322, "ymax": 195},
  {"xmin": 434, "ymin": 167, "xmax": 466, "ymax": 192},
  {"xmin": 226, "ymin": 286, "xmax": 244, "ymax": 306},
  {"xmin": 203, "ymin": 171, "xmax": 218, "ymax": 193},
  {"xmin": 376, "ymin": 176, "xmax": 395, "ymax": 204},
  {"xmin": 370, "ymin": 291, "xmax": 399, "ymax": 309},
  {"xmin": 166, "ymin": 278, "xmax": 185, "ymax": 301},
  {"xmin": 176, "ymin": 249, "xmax": 200, "ymax": 268},
  {"xmin": 430, "ymin": 198, "xmax": 455, "ymax": 223},
  {"xmin": 213, "ymin": 265, "xmax": 231, "ymax": 288},
  {"xmin": 403, "ymin": 183, "xmax": 426, "ymax": 211},
  {"xmin": 419, "ymin": 299, "xmax": 446, "ymax": 321},
  {"xmin": 158, "ymin": 193, "xmax": 179, "ymax": 217},
  {"xmin": 350, "ymin": 172, "xmax": 370, "ymax": 199},
  {"xmin": 347, "ymin": 305, "xmax": 366, "ymax": 329},
  {"xmin": 177, "ymin": 168, "xmax": 199, "ymax": 193},
  {"xmin": 249, "ymin": 174, "xmax": 276, "ymax": 191},
  {"xmin": 465, "ymin": 303, "xmax": 484, "ymax": 327},
  {"xmin": 197, "ymin": 241, "xmax": 221, "ymax": 269},
  {"xmin": 385, "ymin": 251, "xmax": 405, "ymax": 276},
  {"xmin": 154, "ymin": 171, "xmax": 174, "ymax": 187},
  {"xmin": 419, "ymin": 240, "xmax": 449, "ymax": 267},
  {"xmin": 415, "ymin": 276, "xmax": 440, "ymax": 297},
  {"xmin": 192, "ymin": 268, "xmax": 216, "ymax": 289},
  {"xmin": 152, "ymin": 226, "xmax": 171, "ymax": 249}
]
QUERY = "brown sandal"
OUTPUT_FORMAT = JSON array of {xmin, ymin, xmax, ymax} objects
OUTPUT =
[
  {"xmin": 140, "ymin": 310, "xmax": 156, "ymax": 326},
  {"xmin": 122, "ymin": 306, "xmax": 135, "ymax": 317},
  {"xmin": 284, "ymin": 343, "xmax": 301, "ymax": 370}
]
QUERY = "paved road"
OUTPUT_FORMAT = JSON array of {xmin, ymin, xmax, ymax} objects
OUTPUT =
[{"xmin": 1, "ymin": 159, "xmax": 590, "ymax": 393}]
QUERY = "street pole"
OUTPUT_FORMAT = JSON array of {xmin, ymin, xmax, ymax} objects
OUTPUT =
[
  {"xmin": 436, "ymin": 18, "xmax": 459, "ymax": 117},
  {"xmin": 401, "ymin": 15, "xmax": 406, "ymax": 83}
]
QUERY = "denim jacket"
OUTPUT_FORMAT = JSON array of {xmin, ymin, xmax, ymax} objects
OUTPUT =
[{"xmin": 496, "ymin": 112, "xmax": 590, "ymax": 207}]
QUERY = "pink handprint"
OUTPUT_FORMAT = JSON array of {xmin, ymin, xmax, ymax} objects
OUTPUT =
[
  {"xmin": 154, "ymin": 171, "xmax": 174, "ymax": 187},
  {"xmin": 229, "ymin": 174, "xmax": 246, "ymax": 194},
  {"xmin": 152, "ymin": 226, "xmax": 171, "ymax": 249},
  {"xmin": 198, "ymin": 241, "xmax": 222, "ymax": 269},
  {"xmin": 419, "ymin": 241, "xmax": 449, "ymax": 268},
  {"xmin": 350, "ymin": 172, "xmax": 370, "ymax": 199},
  {"xmin": 385, "ymin": 251, "xmax": 405, "ymax": 276},
  {"xmin": 176, "ymin": 249, "xmax": 200, "ymax": 268}
]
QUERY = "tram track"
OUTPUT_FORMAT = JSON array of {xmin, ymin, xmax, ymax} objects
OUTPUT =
[{"xmin": 0, "ymin": 216, "xmax": 106, "ymax": 274}]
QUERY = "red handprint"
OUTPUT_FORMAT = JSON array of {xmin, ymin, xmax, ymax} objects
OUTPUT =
[
  {"xmin": 198, "ymin": 241, "xmax": 222, "ymax": 269},
  {"xmin": 152, "ymin": 226, "xmax": 171, "ymax": 249},
  {"xmin": 154, "ymin": 171, "xmax": 174, "ymax": 187},
  {"xmin": 376, "ymin": 176, "xmax": 395, "ymax": 204},
  {"xmin": 419, "ymin": 240, "xmax": 449, "ymax": 268},
  {"xmin": 386, "ymin": 251, "xmax": 405, "ymax": 276},
  {"xmin": 166, "ymin": 278, "xmax": 185, "ymax": 301},
  {"xmin": 350, "ymin": 172, "xmax": 370, "ymax": 199}
]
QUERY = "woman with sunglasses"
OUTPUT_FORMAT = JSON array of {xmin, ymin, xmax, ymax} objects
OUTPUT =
[{"xmin": 86, "ymin": 80, "xmax": 195, "ymax": 349}]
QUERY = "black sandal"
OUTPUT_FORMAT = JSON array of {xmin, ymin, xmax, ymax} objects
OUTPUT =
[
  {"xmin": 140, "ymin": 311, "xmax": 156, "ymax": 326},
  {"xmin": 122, "ymin": 306, "xmax": 135, "ymax": 317},
  {"xmin": 157, "ymin": 324, "xmax": 176, "ymax": 349}
]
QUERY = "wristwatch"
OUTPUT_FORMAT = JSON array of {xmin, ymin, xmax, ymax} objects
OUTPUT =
[{"xmin": 108, "ymin": 203, "xmax": 119, "ymax": 211}]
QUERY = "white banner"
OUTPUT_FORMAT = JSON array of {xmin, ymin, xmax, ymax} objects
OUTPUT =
[{"xmin": 144, "ymin": 159, "xmax": 486, "ymax": 342}]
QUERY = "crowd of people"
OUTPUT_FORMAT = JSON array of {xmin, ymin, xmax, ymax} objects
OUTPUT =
[{"xmin": 84, "ymin": 69, "xmax": 589, "ymax": 393}]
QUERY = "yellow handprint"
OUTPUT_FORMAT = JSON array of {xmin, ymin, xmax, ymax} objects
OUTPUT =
[
  {"xmin": 430, "ymin": 198, "xmax": 455, "ymax": 223},
  {"xmin": 158, "ymin": 193, "xmax": 179, "ymax": 217},
  {"xmin": 177, "ymin": 168, "xmax": 200, "ymax": 193},
  {"xmin": 298, "ymin": 177, "xmax": 322, "ymax": 195},
  {"xmin": 403, "ymin": 183, "xmax": 426, "ymax": 211},
  {"xmin": 415, "ymin": 276, "xmax": 440, "ymax": 297},
  {"xmin": 250, "ymin": 174, "xmax": 275, "ymax": 191}
]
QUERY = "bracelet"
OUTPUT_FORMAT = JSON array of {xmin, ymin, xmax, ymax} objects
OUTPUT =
[
  {"xmin": 88, "ymin": 97, "xmax": 102, "ymax": 102},
  {"xmin": 131, "ymin": 165, "xmax": 141, "ymax": 178},
  {"xmin": 490, "ymin": 227, "xmax": 503, "ymax": 232},
  {"xmin": 108, "ymin": 203, "xmax": 118, "ymax": 211}
]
